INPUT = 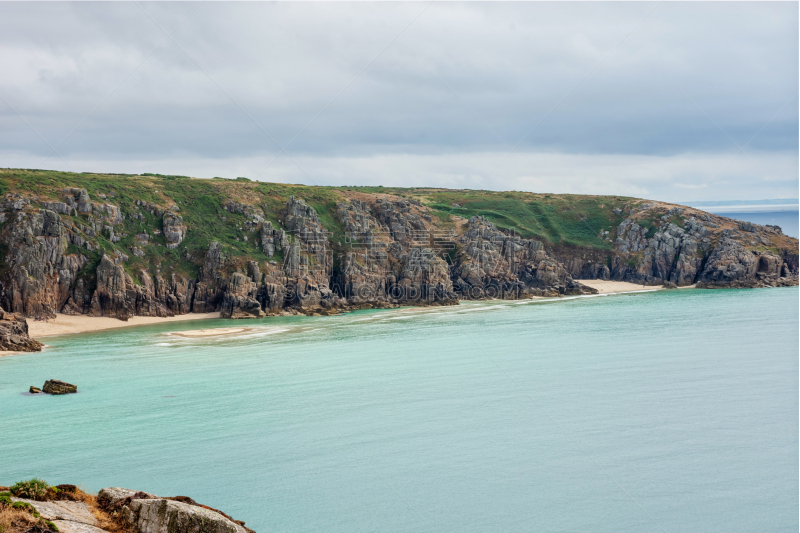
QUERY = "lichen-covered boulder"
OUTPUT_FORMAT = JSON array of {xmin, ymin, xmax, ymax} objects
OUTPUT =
[
  {"xmin": 125, "ymin": 498, "xmax": 247, "ymax": 533},
  {"xmin": 97, "ymin": 487, "xmax": 157, "ymax": 508}
]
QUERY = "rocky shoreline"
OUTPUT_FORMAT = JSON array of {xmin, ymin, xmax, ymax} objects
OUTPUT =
[
  {"xmin": 0, "ymin": 181, "xmax": 796, "ymax": 328},
  {"xmin": 1, "ymin": 479, "xmax": 252, "ymax": 533},
  {"xmin": 0, "ymin": 307, "xmax": 43, "ymax": 352}
]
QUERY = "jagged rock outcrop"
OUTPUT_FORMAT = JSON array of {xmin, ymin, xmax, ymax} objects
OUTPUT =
[
  {"xmin": 620, "ymin": 222, "xmax": 704, "ymax": 285},
  {"xmin": 126, "ymin": 498, "xmax": 247, "ymax": 533},
  {"xmin": 220, "ymin": 272, "xmax": 264, "ymax": 319},
  {"xmin": 162, "ymin": 213, "xmax": 186, "ymax": 249},
  {"xmin": 607, "ymin": 210, "xmax": 798, "ymax": 288},
  {"xmin": 0, "ymin": 306, "xmax": 43, "ymax": 352},
  {"xmin": 42, "ymin": 379, "xmax": 77, "ymax": 394},
  {"xmin": 696, "ymin": 234, "xmax": 796, "ymax": 288},
  {"xmin": 88, "ymin": 256, "xmax": 133, "ymax": 319},
  {"xmin": 66, "ymin": 188, "xmax": 93, "ymax": 214},
  {"xmin": 334, "ymin": 198, "xmax": 457, "ymax": 305},
  {"xmin": 190, "ymin": 242, "xmax": 226, "ymax": 313},
  {"xmin": 259, "ymin": 221, "xmax": 286, "ymax": 258},
  {"xmin": 395, "ymin": 246, "xmax": 457, "ymax": 303},
  {"xmin": 280, "ymin": 197, "xmax": 331, "ymax": 283},
  {"xmin": 97, "ymin": 487, "xmax": 249, "ymax": 533},
  {"xmin": 280, "ymin": 198, "xmax": 338, "ymax": 309},
  {"xmin": 86, "ymin": 255, "xmax": 194, "ymax": 319},
  {"xmin": 256, "ymin": 281, "xmax": 287, "ymax": 314},
  {"xmin": 0, "ymin": 209, "xmax": 84, "ymax": 318},
  {"xmin": 451, "ymin": 216, "xmax": 595, "ymax": 298},
  {"xmin": 335, "ymin": 199, "xmax": 392, "ymax": 303}
]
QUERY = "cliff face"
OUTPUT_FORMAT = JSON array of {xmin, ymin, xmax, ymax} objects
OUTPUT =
[
  {"xmin": 0, "ymin": 171, "xmax": 796, "ymax": 321},
  {"xmin": 560, "ymin": 205, "xmax": 798, "ymax": 289}
]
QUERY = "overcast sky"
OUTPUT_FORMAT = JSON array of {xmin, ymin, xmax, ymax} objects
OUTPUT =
[{"xmin": 0, "ymin": 1, "xmax": 797, "ymax": 201}]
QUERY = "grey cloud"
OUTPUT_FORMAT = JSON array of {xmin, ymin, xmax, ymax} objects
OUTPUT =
[{"xmin": 0, "ymin": 1, "xmax": 796, "ymax": 199}]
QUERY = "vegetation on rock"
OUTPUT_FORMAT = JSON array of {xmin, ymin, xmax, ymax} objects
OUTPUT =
[
  {"xmin": 0, "ymin": 169, "xmax": 796, "ymax": 323},
  {"xmin": 9, "ymin": 480, "xmax": 49, "ymax": 502}
]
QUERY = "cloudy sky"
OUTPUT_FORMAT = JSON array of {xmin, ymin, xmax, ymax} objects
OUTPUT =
[{"xmin": 0, "ymin": 1, "xmax": 797, "ymax": 201}]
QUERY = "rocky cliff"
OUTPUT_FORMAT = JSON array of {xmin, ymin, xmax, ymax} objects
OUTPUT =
[
  {"xmin": 0, "ymin": 306, "xmax": 43, "ymax": 352},
  {"xmin": 0, "ymin": 170, "xmax": 796, "ymax": 321}
]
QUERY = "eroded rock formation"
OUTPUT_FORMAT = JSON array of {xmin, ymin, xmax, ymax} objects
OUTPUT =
[
  {"xmin": 0, "ymin": 306, "xmax": 43, "ymax": 352},
  {"xmin": 0, "ymin": 187, "xmax": 796, "ymax": 323}
]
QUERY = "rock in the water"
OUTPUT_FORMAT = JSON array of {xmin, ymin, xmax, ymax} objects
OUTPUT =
[
  {"xmin": 29, "ymin": 386, "xmax": 42, "ymax": 393},
  {"xmin": 42, "ymin": 379, "xmax": 77, "ymax": 394}
]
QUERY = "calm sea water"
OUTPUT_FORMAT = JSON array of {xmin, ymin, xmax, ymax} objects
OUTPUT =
[{"xmin": 1, "ymin": 288, "xmax": 797, "ymax": 532}]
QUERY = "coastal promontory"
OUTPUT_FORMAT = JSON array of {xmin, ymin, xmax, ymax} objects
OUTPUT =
[{"xmin": 0, "ymin": 169, "xmax": 796, "ymax": 323}]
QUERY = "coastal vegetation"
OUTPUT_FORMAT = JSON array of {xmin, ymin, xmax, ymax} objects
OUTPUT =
[
  {"xmin": 0, "ymin": 479, "xmax": 252, "ymax": 533},
  {"xmin": 0, "ymin": 168, "xmax": 796, "ymax": 328}
]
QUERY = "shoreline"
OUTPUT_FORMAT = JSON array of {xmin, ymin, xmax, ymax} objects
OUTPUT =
[
  {"xmin": 0, "ymin": 312, "xmax": 221, "ymax": 357},
  {"xmin": 0, "ymin": 282, "xmax": 682, "ymax": 356},
  {"xmin": 28, "ymin": 312, "xmax": 222, "ymax": 338}
]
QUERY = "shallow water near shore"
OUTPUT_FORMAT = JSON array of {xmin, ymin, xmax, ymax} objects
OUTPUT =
[{"xmin": 1, "ymin": 287, "xmax": 797, "ymax": 532}]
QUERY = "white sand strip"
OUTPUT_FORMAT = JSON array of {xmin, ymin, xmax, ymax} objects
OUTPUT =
[
  {"xmin": 577, "ymin": 280, "xmax": 662, "ymax": 294},
  {"xmin": 27, "ymin": 312, "xmax": 221, "ymax": 338}
]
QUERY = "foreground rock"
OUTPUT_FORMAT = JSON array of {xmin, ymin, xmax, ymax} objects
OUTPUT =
[
  {"xmin": 0, "ymin": 306, "xmax": 43, "ymax": 352},
  {"xmin": 41, "ymin": 380, "xmax": 77, "ymax": 394},
  {"xmin": 10, "ymin": 497, "xmax": 105, "ymax": 533},
  {"xmin": 98, "ymin": 487, "xmax": 250, "ymax": 533},
  {"xmin": 2, "ymin": 480, "xmax": 253, "ymax": 533}
]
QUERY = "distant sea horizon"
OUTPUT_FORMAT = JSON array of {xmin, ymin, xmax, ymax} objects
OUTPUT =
[{"xmin": 683, "ymin": 199, "xmax": 799, "ymax": 238}]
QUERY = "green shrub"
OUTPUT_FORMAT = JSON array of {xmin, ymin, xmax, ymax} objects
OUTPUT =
[
  {"xmin": 10, "ymin": 479, "xmax": 49, "ymax": 501},
  {"xmin": 45, "ymin": 520, "xmax": 59, "ymax": 532},
  {"xmin": 11, "ymin": 501, "xmax": 40, "ymax": 517},
  {"xmin": 0, "ymin": 494, "xmax": 11, "ymax": 507}
]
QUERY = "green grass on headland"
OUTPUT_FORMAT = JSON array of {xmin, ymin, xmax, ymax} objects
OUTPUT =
[{"xmin": 0, "ymin": 169, "xmax": 644, "ymax": 271}]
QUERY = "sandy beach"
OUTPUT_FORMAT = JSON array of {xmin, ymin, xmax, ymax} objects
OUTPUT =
[
  {"xmin": 577, "ymin": 280, "xmax": 697, "ymax": 293},
  {"xmin": 0, "ymin": 312, "xmax": 222, "ymax": 357},
  {"xmin": 577, "ymin": 280, "xmax": 661, "ymax": 294},
  {"xmin": 27, "ymin": 312, "xmax": 221, "ymax": 338}
]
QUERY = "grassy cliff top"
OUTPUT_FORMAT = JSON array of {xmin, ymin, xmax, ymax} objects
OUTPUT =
[
  {"xmin": 0, "ymin": 168, "xmax": 649, "ymax": 250},
  {"xmin": 1, "ymin": 168, "xmax": 797, "ymax": 290}
]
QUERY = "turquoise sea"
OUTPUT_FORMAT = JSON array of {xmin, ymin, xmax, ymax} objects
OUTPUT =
[{"xmin": 1, "ymin": 287, "xmax": 797, "ymax": 532}]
